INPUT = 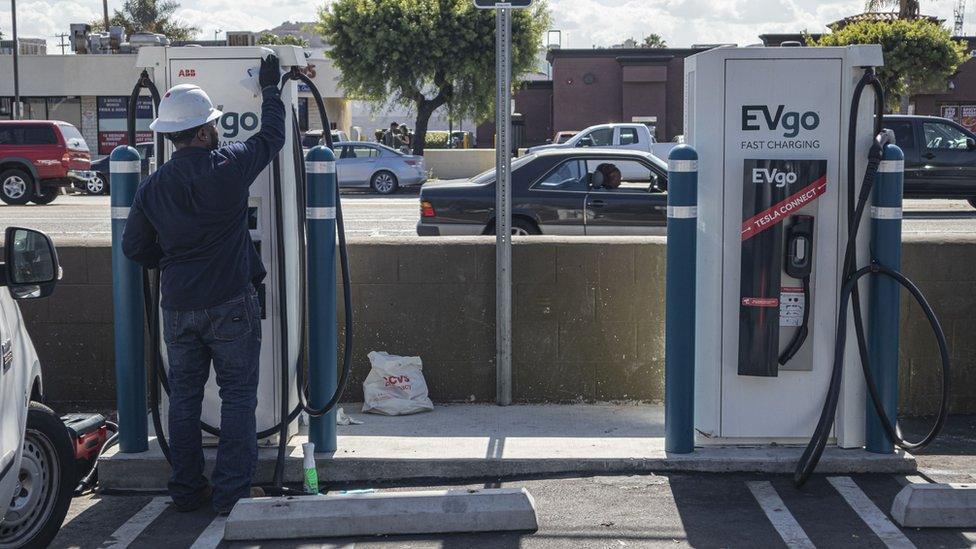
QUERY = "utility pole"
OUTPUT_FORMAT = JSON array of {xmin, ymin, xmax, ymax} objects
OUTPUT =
[
  {"xmin": 103, "ymin": 0, "xmax": 110, "ymax": 30},
  {"xmin": 11, "ymin": 0, "xmax": 21, "ymax": 119},
  {"xmin": 954, "ymin": 0, "xmax": 966, "ymax": 35},
  {"xmin": 56, "ymin": 32, "xmax": 69, "ymax": 54}
]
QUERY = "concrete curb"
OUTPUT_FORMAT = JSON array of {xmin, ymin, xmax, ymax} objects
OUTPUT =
[
  {"xmin": 223, "ymin": 488, "xmax": 539, "ymax": 540},
  {"xmin": 891, "ymin": 482, "xmax": 976, "ymax": 528},
  {"xmin": 97, "ymin": 437, "xmax": 916, "ymax": 491}
]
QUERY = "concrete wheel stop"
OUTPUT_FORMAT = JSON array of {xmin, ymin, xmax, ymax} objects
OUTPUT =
[
  {"xmin": 223, "ymin": 488, "xmax": 539, "ymax": 541},
  {"xmin": 891, "ymin": 482, "xmax": 976, "ymax": 528}
]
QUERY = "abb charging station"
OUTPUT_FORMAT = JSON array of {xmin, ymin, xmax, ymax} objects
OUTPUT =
[
  {"xmin": 135, "ymin": 46, "xmax": 307, "ymax": 443},
  {"xmin": 684, "ymin": 45, "xmax": 884, "ymax": 446}
]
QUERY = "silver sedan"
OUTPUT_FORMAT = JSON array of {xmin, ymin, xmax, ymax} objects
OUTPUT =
[{"xmin": 333, "ymin": 142, "xmax": 427, "ymax": 194}]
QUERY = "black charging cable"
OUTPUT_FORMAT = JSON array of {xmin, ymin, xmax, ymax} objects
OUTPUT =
[{"xmin": 793, "ymin": 69, "xmax": 950, "ymax": 487}]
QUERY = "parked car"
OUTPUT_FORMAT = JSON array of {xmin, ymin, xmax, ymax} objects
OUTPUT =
[
  {"xmin": 416, "ymin": 148, "xmax": 668, "ymax": 236},
  {"xmin": 335, "ymin": 141, "xmax": 426, "ymax": 194},
  {"xmin": 552, "ymin": 130, "xmax": 579, "ymax": 144},
  {"xmin": 0, "ymin": 121, "xmax": 95, "ymax": 205},
  {"xmin": 527, "ymin": 123, "xmax": 677, "ymax": 168},
  {"xmin": 883, "ymin": 115, "xmax": 976, "ymax": 208},
  {"xmin": 82, "ymin": 142, "xmax": 155, "ymax": 196},
  {"xmin": 0, "ymin": 226, "xmax": 74, "ymax": 548},
  {"xmin": 302, "ymin": 129, "xmax": 347, "ymax": 149}
]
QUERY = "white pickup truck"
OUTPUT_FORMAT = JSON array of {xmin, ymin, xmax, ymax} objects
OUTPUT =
[
  {"xmin": 526, "ymin": 123, "xmax": 678, "ymax": 160},
  {"xmin": 0, "ymin": 227, "xmax": 72, "ymax": 548}
]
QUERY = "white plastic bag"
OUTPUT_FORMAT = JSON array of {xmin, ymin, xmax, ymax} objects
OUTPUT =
[{"xmin": 362, "ymin": 351, "xmax": 434, "ymax": 415}]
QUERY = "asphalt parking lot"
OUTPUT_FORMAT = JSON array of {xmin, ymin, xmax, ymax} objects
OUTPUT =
[
  {"xmin": 3, "ymin": 192, "xmax": 976, "ymax": 240},
  {"xmin": 39, "ymin": 416, "xmax": 976, "ymax": 548}
]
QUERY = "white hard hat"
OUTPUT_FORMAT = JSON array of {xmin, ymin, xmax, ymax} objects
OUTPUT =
[{"xmin": 149, "ymin": 84, "xmax": 223, "ymax": 133}]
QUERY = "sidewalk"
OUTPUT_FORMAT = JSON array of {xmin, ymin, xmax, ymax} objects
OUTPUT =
[{"xmin": 98, "ymin": 404, "xmax": 915, "ymax": 491}]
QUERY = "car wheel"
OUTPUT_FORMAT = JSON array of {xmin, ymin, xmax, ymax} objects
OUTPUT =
[
  {"xmin": 370, "ymin": 171, "xmax": 399, "ymax": 195},
  {"xmin": 31, "ymin": 188, "xmax": 60, "ymax": 205},
  {"xmin": 0, "ymin": 169, "xmax": 34, "ymax": 206},
  {"xmin": 486, "ymin": 218, "xmax": 542, "ymax": 236},
  {"xmin": 86, "ymin": 173, "xmax": 107, "ymax": 195},
  {"xmin": 0, "ymin": 403, "xmax": 74, "ymax": 549}
]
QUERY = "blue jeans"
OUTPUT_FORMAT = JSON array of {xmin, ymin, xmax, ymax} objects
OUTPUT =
[{"xmin": 162, "ymin": 287, "xmax": 261, "ymax": 512}]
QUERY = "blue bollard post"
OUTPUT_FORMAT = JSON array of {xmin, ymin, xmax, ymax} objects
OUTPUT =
[
  {"xmin": 866, "ymin": 143, "xmax": 904, "ymax": 454},
  {"xmin": 110, "ymin": 146, "xmax": 148, "ymax": 453},
  {"xmin": 306, "ymin": 146, "xmax": 338, "ymax": 453},
  {"xmin": 665, "ymin": 145, "xmax": 698, "ymax": 454}
]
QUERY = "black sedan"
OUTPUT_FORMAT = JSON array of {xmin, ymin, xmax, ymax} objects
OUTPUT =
[
  {"xmin": 884, "ymin": 115, "xmax": 976, "ymax": 208},
  {"xmin": 80, "ymin": 142, "xmax": 154, "ymax": 195},
  {"xmin": 417, "ymin": 149, "xmax": 669, "ymax": 236}
]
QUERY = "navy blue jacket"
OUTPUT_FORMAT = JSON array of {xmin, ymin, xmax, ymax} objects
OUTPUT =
[{"xmin": 123, "ymin": 86, "xmax": 285, "ymax": 311}]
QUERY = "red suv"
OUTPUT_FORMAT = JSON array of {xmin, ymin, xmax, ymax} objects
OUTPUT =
[{"xmin": 0, "ymin": 121, "xmax": 94, "ymax": 205}]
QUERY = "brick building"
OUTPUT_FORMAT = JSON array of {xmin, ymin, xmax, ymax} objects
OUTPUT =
[{"xmin": 477, "ymin": 46, "xmax": 709, "ymax": 148}]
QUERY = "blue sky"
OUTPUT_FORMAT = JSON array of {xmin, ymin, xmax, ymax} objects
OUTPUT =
[{"xmin": 1, "ymin": 0, "xmax": 969, "ymax": 52}]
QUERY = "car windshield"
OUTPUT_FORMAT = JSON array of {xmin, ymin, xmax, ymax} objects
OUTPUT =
[
  {"xmin": 58, "ymin": 124, "xmax": 89, "ymax": 152},
  {"xmin": 302, "ymin": 134, "xmax": 322, "ymax": 148},
  {"xmin": 470, "ymin": 154, "xmax": 536, "ymax": 184},
  {"xmin": 377, "ymin": 143, "xmax": 403, "ymax": 156}
]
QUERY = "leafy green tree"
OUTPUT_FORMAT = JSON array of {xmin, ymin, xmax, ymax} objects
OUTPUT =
[
  {"xmin": 317, "ymin": 0, "xmax": 550, "ymax": 155},
  {"xmin": 257, "ymin": 32, "xmax": 310, "ymax": 47},
  {"xmin": 641, "ymin": 34, "xmax": 667, "ymax": 48},
  {"xmin": 810, "ymin": 18, "xmax": 966, "ymax": 113},
  {"xmin": 91, "ymin": 0, "xmax": 198, "ymax": 42}
]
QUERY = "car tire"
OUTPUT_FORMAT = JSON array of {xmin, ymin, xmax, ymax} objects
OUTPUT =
[
  {"xmin": 486, "ymin": 217, "xmax": 542, "ymax": 236},
  {"xmin": 370, "ymin": 171, "xmax": 399, "ymax": 195},
  {"xmin": 86, "ymin": 173, "xmax": 108, "ymax": 196},
  {"xmin": 0, "ymin": 169, "xmax": 35, "ymax": 205},
  {"xmin": 31, "ymin": 188, "xmax": 60, "ymax": 205},
  {"xmin": 0, "ymin": 402, "xmax": 75, "ymax": 549}
]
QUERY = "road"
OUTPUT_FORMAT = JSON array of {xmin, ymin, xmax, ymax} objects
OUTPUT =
[
  {"xmin": 3, "ymin": 193, "xmax": 976, "ymax": 240},
  {"xmin": 1, "ymin": 192, "xmax": 423, "ymax": 240}
]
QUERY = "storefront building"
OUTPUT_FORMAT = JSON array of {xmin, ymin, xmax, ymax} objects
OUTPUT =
[{"xmin": 0, "ymin": 50, "xmax": 349, "ymax": 157}]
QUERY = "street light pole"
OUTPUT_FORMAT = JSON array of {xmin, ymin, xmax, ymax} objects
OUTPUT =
[
  {"xmin": 11, "ymin": 0, "xmax": 21, "ymax": 119},
  {"xmin": 103, "ymin": 0, "xmax": 110, "ymax": 30}
]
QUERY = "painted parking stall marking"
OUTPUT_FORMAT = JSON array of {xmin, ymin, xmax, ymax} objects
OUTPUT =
[
  {"xmin": 828, "ymin": 476, "xmax": 916, "ymax": 549},
  {"xmin": 189, "ymin": 515, "xmax": 227, "ymax": 549},
  {"xmin": 747, "ymin": 481, "xmax": 816, "ymax": 549},
  {"xmin": 103, "ymin": 496, "xmax": 170, "ymax": 549}
]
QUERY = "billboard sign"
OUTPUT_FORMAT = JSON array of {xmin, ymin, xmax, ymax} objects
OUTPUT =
[{"xmin": 97, "ymin": 96, "xmax": 154, "ymax": 155}]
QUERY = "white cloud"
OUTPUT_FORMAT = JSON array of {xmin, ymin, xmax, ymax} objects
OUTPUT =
[{"xmin": 0, "ymin": 0, "xmax": 967, "ymax": 51}]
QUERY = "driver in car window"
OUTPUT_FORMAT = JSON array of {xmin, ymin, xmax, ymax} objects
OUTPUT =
[{"xmin": 594, "ymin": 163, "xmax": 621, "ymax": 190}]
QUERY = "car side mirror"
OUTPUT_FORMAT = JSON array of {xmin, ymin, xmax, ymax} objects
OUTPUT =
[
  {"xmin": 968, "ymin": 138, "xmax": 976, "ymax": 151},
  {"xmin": 0, "ymin": 227, "xmax": 61, "ymax": 300}
]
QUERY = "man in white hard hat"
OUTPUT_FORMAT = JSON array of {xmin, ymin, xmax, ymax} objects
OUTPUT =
[{"xmin": 122, "ymin": 54, "xmax": 284, "ymax": 514}]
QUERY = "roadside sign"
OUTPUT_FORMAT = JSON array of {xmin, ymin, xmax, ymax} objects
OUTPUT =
[{"xmin": 474, "ymin": 0, "xmax": 532, "ymax": 8}]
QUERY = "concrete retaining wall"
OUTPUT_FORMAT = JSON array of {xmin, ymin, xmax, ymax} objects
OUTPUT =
[
  {"xmin": 17, "ymin": 235, "xmax": 976, "ymax": 415},
  {"xmin": 422, "ymin": 149, "xmax": 496, "ymax": 180}
]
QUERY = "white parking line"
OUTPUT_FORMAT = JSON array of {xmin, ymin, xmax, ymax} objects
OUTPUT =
[
  {"xmin": 746, "ymin": 481, "xmax": 815, "ymax": 549},
  {"xmin": 103, "ymin": 496, "xmax": 170, "ymax": 549},
  {"xmin": 189, "ymin": 515, "xmax": 227, "ymax": 549},
  {"xmin": 828, "ymin": 477, "xmax": 916, "ymax": 549}
]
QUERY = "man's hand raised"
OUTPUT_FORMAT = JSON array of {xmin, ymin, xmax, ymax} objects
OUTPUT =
[{"xmin": 260, "ymin": 54, "xmax": 281, "ymax": 89}]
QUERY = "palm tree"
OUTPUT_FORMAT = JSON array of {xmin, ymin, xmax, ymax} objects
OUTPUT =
[{"xmin": 864, "ymin": 0, "xmax": 921, "ymax": 18}]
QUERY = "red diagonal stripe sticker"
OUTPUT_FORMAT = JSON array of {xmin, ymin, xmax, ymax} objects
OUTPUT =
[{"xmin": 741, "ymin": 175, "xmax": 827, "ymax": 241}]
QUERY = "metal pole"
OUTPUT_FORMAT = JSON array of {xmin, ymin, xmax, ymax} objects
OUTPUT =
[
  {"xmin": 11, "ymin": 0, "xmax": 21, "ymax": 119},
  {"xmin": 307, "ymin": 146, "xmax": 339, "ymax": 452},
  {"xmin": 495, "ymin": 5, "xmax": 512, "ymax": 405},
  {"xmin": 664, "ymin": 145, "xmax": 698, "ymax": 454},
  {"xmin": 110, "ymin": 145, "xmax": 148, "ymax": 453},
  {"xmin": 866, "ymin": 144, "xmax": 904, "ymax": 454},
  {"xmin": 103, "ymin": 0, "xmax": 110, "ymax": 30}
]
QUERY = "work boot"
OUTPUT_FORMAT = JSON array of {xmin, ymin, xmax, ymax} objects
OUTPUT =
[
  {"xmin": 173, "ymin": 484, "xmax": 213, "ymax": 513},
  {"xmin": 215, "ymin": 487, "xmax": 266, "ymax": 516}
]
